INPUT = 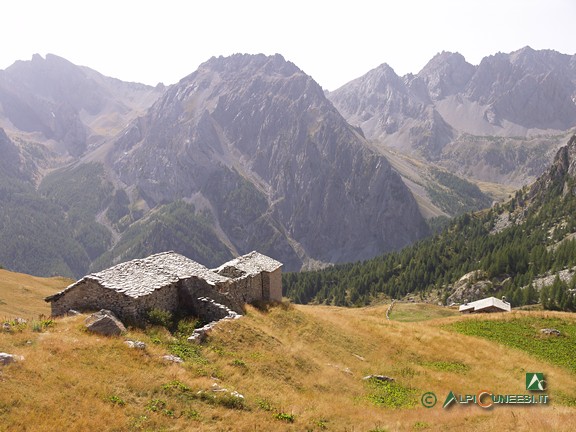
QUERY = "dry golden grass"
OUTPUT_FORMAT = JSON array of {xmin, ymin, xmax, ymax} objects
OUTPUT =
[
  {"xmin": 1, "ymin": 302, "xmax": 575, "ymax": 431},
  {"xmin": 0, "ymin": 269, "xmax": 72, "ymax": 319}
]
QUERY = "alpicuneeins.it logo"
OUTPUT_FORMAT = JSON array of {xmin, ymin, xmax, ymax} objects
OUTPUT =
[
  {"xmin": 526, "ymin": 373, "xmax": 546, "ymax": 391},
  {"xmin": 422, "ymin": 373, "xmax": 549, "ymax": 409}
]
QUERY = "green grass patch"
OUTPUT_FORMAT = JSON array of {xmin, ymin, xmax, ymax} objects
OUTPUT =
[
  {"xmin": 168, "ymin": 340, "xmax": 207, "ymax": 364},
  {"xmin": 449, "ymin": 316, "xmax": 576, "ymax": 372},
  {"xmin": 365, "ymin": 378, "xmax": 418, "ymax": 408},
  {"xmin": 421, "ymin": 361, "xmax": 470, "ymax": 373},
  {"xmin": 389, "ymin": 303, "xmax": 458, "ymax": 322}
]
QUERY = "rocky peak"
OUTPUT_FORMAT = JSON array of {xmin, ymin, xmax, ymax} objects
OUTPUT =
[
  {"xmin": 6, "ymin": 53, "xmax": 104, "ymax": 115},
  {"xmin": 328, "ymin": 62, "xmax": 427, "ymax": 139},
  {"xmin": 199, "ymin": 53, "xmax": 300, "ymax": 78},
  {"xmin": 460, "ymin": 48, "xmax": 576, "ymax": 131},
  {"xmin": 417, "ymin": 51, "xmax": 475, "ymax": 100},
  {"xmin": 509, "ymin": 46, "xmax": 572, "ymax": 74}
]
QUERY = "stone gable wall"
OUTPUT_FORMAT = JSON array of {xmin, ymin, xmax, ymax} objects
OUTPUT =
[{"xmin": 265, "ymin": 269, "xmax": 282, "ymax": 301}]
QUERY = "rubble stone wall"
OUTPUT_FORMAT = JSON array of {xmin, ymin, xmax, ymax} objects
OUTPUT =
[{"xmin": 50, "ymin": 280, "xmax": 179, "ymax": 324}]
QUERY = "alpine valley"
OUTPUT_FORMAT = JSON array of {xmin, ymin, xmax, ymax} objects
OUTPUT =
[{"xmin": 0, "ymin": 48, "xmax": 575, "ymax": 280}]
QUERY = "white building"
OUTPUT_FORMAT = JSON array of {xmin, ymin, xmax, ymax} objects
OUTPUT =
[{"xmin": 459, "ymin": 296, "xmax": 511, "ymax": 313}]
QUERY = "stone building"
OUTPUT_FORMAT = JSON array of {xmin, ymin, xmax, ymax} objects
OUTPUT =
[
  {"xmin": 45, "ymin": 251, "xmax": 282, "ymax": 325},
  {"xmin": 214, "ymin": 251, "xmax": 283, "ymax": 304}
]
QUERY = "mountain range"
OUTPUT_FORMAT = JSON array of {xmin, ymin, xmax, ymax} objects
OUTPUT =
[
  {"xmin": 329, "ymin": 46, "xmax": 576, "ymax": 187},
  {"xmin": 0, "ymin": 53, "xmax": 428, "ymax": 276},
  {"xmin": 0, "ymin": 48, "xmax": 575, "ymax": 278}
]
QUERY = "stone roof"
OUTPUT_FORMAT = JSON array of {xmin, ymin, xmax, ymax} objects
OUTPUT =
[
  {"xmin": 214, "ymin": 251, "xmax": 282, "ymax": 277},
  {"xmin": 47, "ymin": 251, "xmax": 230, "ymax": 300}
]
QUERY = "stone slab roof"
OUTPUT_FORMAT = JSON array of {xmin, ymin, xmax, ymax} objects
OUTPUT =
[
  {"xmin": 214, "ymin": 251, "xmax": 282, "ymax": 277},
  {"xmin": 47, "ymin": 251, "xmax": 230, "ymax": 300}
]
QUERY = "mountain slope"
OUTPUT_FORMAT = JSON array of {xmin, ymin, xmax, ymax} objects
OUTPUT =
[
  {"xmin": 90, "ymin": 53, "xmax": 429, "ymax": 271},
  {"xmin": 0, "ymin": 129, "xmax": 93, "ymax": 277},
  {"xmin": 285, "ymin": 134, "xmax": 576, "ymax": 309},
  {"xmin": 0, "ymin": 268, "xmax": 70, "ymax": 318},
  {"xmin": 329, "ymin": 47, "xmax": 576, "ymax": 186}
]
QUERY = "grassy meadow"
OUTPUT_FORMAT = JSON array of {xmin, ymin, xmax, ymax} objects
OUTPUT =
[
  {"xmin": 1, "ymin": 295, "xmax": 576, "ymax": 431},
  {"xmin": 0, "ymin": 269, "xmax": 71, "ymax": 318}
]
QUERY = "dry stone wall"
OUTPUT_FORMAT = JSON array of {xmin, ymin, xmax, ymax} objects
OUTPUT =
[{"xmin": 50, "ymin": 279, "xmax": 180, "ymax": 324}]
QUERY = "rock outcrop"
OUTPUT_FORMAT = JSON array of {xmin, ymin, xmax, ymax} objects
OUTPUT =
[{"xmin": 528, "ymin": 134, "xmax": 576, "ymax": 200}]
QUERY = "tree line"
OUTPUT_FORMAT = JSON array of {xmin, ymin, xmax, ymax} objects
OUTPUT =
[{"xmin": 283, "ymin": 173, "xmax": 576, "ymax": 312}]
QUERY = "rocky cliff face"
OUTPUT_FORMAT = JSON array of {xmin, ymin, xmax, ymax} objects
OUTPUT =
[
  {"xmin": 0, "ymin": 128, "xmax": 22, "ymax": 179},
  {"xmin": 109, "ymin": 54, "xmax": 429, "ymax": 270},
  {"xmin": 528, "ymin": 134, "xmax": 576, "ymax": 200},
  {"xmin": 329, "ymin": 47, "xmax": 576, "ymax": 185}
]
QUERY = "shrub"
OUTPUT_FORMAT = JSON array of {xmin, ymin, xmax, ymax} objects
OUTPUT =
[
  {"xmin": 274, "ymin": 412, "xmax": 295, "ymax": 423},
  {"xmin": 107, "ymin": 395, "xmax": 126, "ymax": 406},
  {"xmin": 147, "ymin": 309, "xmax": 174, "ymax": 328},
  {"xmin": 231, "ymin": 359, "xmax": 247, "ymax": 368},
  {"xmin": 31, "ymin": 319, "xmax": 54, "ymax": 333},
  {"xmin": 257, "ymin": 399, "xmax": 273, "ymax": 411},
  {"xmin": 217, "ymin": 394, "xmax": 246, "ymax": 410},
  {"xmin": 145, "ymin": 398, "xmax": 167, "ymax": 412}
]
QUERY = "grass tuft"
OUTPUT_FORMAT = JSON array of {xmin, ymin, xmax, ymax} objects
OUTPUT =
[
  {"xmin": 274, "ymin": 411, "xmax": 295, "ymax": 423},
  {"xmin": 421, "ymin": 360, "xmax": 470, "ymax": 373}
]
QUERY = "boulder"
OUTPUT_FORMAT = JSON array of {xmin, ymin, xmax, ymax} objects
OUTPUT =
[
  {"xmin": 85, "ymin": 309, "xmax": 126, "ymax": 336},
  {"xmin": 162, "ymin": 354, "xmax": 183, "ymax": 363},
  {"xmin": 125, "ymin": 340, "xmax": 146, "ymax": 349},
  {"xmin": 363, "ymin": 374, "xmax": 395, "ymax": 382},
  {"xmin": 540, "ymin": 328, "xmax": 561, "ymax": 336},
  {"xmin": 0, "ymin": 353, "xmax": 24, "ymax": 366}
]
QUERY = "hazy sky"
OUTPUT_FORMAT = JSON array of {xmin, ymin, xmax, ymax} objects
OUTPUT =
[{"xmin": 2, "ymin": 0, "xmax": 575, "ymax": 90}]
